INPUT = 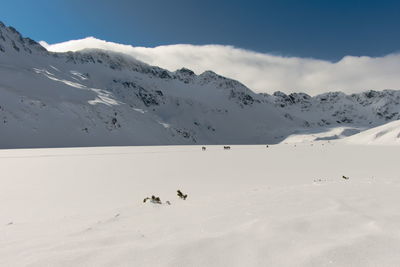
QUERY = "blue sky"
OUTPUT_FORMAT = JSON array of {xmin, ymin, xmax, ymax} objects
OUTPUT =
[{"xmin": 1, "ymin": 0, "xmax": 399, "ymax": 61}]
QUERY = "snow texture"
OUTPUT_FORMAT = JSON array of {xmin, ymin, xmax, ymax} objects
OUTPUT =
[
  {"xmin": 1, "ymin": 144, "xmax": 400, "ymax": 266},
  {"xmin": 342, "ymin": 119, "xmax": 400, "ymax": 145}
]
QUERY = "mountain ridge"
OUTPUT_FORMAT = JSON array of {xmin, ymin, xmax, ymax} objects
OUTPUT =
[{"xmin": 1, "ymin": 21, "xmax": 400, "ymax": 148}]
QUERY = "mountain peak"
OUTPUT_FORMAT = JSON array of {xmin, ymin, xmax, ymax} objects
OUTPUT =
[
  {"xmin": 176, "ymin": 67, "xmax": 195, "ymax": 75},
  {"xmin": 1, "ymin": 22, "xmax": 400, "ymax": 148},
  {"xmin": 0, "ymin": 21, "xmax": 47, "ymax": 55}
]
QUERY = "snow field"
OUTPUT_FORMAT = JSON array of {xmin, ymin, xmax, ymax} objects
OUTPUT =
[{"xmin": 1, "ymin": 144, "xmax": 400, "ymax": 266}]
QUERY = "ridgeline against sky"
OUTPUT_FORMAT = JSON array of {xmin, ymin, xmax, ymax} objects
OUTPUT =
[{"xmin": 1, "ymin": 0, "xmax": 399, "ymax": 61}]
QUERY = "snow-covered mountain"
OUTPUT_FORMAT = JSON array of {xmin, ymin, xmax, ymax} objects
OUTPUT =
[
  {"xmin": 267, "ymin": 90, "xmax": 400, "ymax": 128},
  {"xmin": 1, "ymin": 22, "xmax": 400, "ymax": 148}
]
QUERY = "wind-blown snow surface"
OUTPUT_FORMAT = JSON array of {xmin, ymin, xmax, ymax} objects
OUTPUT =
[
  {"xmin": 2, "ymin": 144, "xmax": 400, "ymax": 266},
  {"xmin": 281, "ymin": 127, "xmax": 363, "ymax": 143},
  {"xmin": 343, "ymin": 119, "xmax": 400, "ymax": 145}
]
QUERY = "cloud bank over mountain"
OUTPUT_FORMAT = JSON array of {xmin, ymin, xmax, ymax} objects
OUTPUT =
[{"xmin": 41, "ymin": 38, "xmax": 400, "ymax": 95}]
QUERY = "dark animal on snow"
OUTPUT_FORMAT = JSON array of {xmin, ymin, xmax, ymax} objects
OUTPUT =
[{"xmin": 177, "ymin": 190, "xmax": 188, "ymax": 200}]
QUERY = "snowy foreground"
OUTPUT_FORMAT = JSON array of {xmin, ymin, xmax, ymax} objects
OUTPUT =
[{"xmin": 1, "ymin": 143, "xmax": 400, "ymax": 266}]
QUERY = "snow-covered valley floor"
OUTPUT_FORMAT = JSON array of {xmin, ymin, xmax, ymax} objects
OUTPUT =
[{"xmin": 1, "ymin": 143, "xmax": 400, "ymax": 266}]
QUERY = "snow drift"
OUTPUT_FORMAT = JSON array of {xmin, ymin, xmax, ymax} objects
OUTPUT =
[{"xmin": 343, "ymin": 119, "xmax": 400, "ymax": 145}]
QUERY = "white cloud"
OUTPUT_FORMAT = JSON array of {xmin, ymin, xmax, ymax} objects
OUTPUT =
[
  {"xmin": 38, "ymin": 40, "xmax": 49, "ymax": 48},
  {"xmin": 43, "ymin": 37, "xmax": 400, "ymax": 95}
]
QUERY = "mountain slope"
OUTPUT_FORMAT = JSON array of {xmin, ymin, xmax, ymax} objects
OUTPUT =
[
  {"xmin": 1, "ymin": 22, "xmax": 400, "ymax": 148},
  {"xmin": 0, "ymin": 22, "xmax": 298, "ymax": 148},
  {"xmin": 342, "ymin": 120, "xmax": 400, "ymax": 145},
  {"xmin": 266, "ymin": 90, "xmax": 400, "ymax": 128}
]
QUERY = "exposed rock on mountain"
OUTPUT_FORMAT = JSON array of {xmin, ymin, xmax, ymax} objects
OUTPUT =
[{"xmin": 1, "ymin": 22, "xmax": 399, "ymax": 148}]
